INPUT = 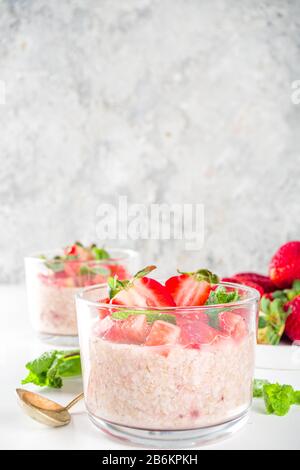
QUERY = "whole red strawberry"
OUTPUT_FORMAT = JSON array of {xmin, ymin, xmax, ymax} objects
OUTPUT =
[
  {"xmin": 285, "ymin": 296, "xmax": 300, "ymax": 341},
  {"xmin": 269, "ymin": 241, "xmax": 300, "ymax": 288},
  {"xmin": 221, "ymin": 276, "xmax": 264, "ymax": 297},
  {"xmin": 233, "ymin": 273, "xmax": 276, "ymax": 293}
]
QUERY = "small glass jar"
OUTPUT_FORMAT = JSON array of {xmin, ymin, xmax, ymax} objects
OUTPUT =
[
  {"xmin": 76, "ymin": 282, "xmax": 259, "ymax": 447},
  {"xmin": 25, "ymin": 248, "xmax": 139, "ymax": 346}
]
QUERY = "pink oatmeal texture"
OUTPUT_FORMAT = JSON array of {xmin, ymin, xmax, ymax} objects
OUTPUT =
[
  {"xmin": 85, "ymin": 333, "xmax": 255, "ymax": 430},
  {"xmin": 29, "ymin": 280, "xmax": 79, "ymax": 336}
]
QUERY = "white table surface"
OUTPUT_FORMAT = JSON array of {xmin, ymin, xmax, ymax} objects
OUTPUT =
[{"xmin": 0, "ymin": 284, "xmax": 299, "ymax": 450}]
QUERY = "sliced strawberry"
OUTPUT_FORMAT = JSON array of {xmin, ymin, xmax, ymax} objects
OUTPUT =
[
  {"xmin": 64, "ymin": 244, "xmax": 78, "ymax": 257},
  {"xmin": 269, "ymin": 241, "xmax": 300, "ymax": 288},
  {"xmin": 144, "ymin": 320, "xmax": 181, "ymax": 346},
  {"xmin": 108, "ymin": 264, "xmax": 129, "ymax": 280},
  {"xmin": 219, "ymin": 311, "xmax": 248, "ymax": 340},
  {"xmin": 165, "ymin": 269, "xmax": 219, "ymax": 306},
  {"xmin": 109, "ymin": 266, "xmax": 176, "ymax": 308},
  {"xmin": 177, "ymin": 318, "xmax": 222, "ymax": 348}
]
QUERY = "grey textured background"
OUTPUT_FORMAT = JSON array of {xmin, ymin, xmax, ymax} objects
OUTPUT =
[{"xmin": 0, "ymin": 0, "xmax": 299, "ymax": 283}]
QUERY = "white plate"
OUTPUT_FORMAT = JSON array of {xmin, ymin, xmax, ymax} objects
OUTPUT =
[{"xmin": 256, "ymin": 341, "xmax": 300, "ymax": 370}]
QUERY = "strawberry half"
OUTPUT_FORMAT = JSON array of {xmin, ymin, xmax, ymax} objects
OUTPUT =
[
  {"xmin": 269, "ymin": 241, "xmax": 300, "ymax": 288},
  {"xmin": 108, "ymin": 266, "xmax": 176, "ymax": 308},
  {"xmin": 165, "ymin": 269, "xmax": 219, "ymax": 306}
]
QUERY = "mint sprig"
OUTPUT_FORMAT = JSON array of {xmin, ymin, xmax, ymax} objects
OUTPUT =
[
  {"xmin": 253, "ymin": 379, "xmax": 300, "ymax": 416},
  {"xmin": 22, "ymin": 350, "xmax": 81, "ymax": 389},
  {"xmin": 206, "ymin": 286, "xmax": 240, "ymax": 305}
]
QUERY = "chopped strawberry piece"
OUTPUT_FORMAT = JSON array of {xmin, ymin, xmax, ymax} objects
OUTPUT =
[
  {"xmin": 64, "ymin": 261, "xmax": 81, "ymax": 277},
  {"xmin": 165, "ymin": 274, "xmax": 211, "ymax": 306},
  {"xmin": 219, "ymin": 311, "xmax": 248, "ymax": 340},
  {"xmin": 103, "ymin": 314, "xmax": 150, "ymax": 344},
  {"xmin": 177, "ymin": 318, "xmax": 222, "ymax": 347},
  {"xmin": 121, "ymin": 315, "xmax": 151, "ymax": 344},
  {"xmin": 94, "ymin": 315, "xmax": 114, "ymax": 337},
  {"xmin": 144, "ymin": 320, "xmax": 181, "ymax": 346}
]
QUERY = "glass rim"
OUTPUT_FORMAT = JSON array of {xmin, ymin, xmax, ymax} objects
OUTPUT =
[
  {"xmin": 76, "ymin": 281, "xmax": 260, "ymax": 311},
  {"xmin": 25, "ymin": 247, "xmax": 139, "ymax": 264}
]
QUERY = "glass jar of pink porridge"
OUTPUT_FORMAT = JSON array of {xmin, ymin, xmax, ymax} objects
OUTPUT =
[
  {"xmin": 25, "ymin": 246, "xmax": 139, "ymax": 346},
  {"xmin": 76, "ymin": 282, "xmax": 259, "ymax": 447}
]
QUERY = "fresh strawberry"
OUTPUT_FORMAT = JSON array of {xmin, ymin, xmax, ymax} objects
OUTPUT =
[
  {"xmin": 284, "ymin": 296, "xmax": 300, "ymax": 341},
  {"xmin": 269, "ymin": 241, "xmax": 300, "ymax": 288},
  {"xmin": 222, "ymin": 276, "xmax": 264, "ymax": 297},
  {"xmin": 144, "ymin": 320, "xmax": 181, "ymax": 346},
  {"xmin": 233, "ymin": 273, "xmax": 276, "ymax": 293},
  {"xmin": 109, "ymin": 266, "xmax": 176, "ymax": 308},
  {"xmin": 219, "ymin": 311, "xmax": 248, "ymax": 340},
  {"xmin": 222, "ymin": 277, "xmax": 240, "ymax": 284},
  {"xmin": 165, "ymin": 269, "xmax": 219, "ymax": 306},
  {"xmin": 177, "ymin": 318, "xmax": 222, "ymax": 348}
]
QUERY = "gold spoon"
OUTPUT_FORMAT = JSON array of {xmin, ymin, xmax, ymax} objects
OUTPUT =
[{"xmin": 16, "ymin": 388, "xmax": 84, "ymax": 427}]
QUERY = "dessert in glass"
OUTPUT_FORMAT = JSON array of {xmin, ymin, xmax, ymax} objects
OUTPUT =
[
  {"xmin": 25, "ymin": 242, "xmax": 139, "ymax": 346},
  {"xmin": 76, "ymin": 266, "xmax": 259, "ymax": 447}
]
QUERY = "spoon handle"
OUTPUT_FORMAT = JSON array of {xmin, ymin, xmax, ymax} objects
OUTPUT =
[{"xmin": 65, "ymin": 392, "xmax": 84, "ymax": 410}]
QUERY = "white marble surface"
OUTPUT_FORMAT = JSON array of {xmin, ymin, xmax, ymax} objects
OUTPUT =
[
  {"xmin": 1, "ymin": 284, "xmax": 300, "ymax": 450},
  {"xmin": 0, "ymin": 0, "xmax": 300, "ymax": 282}
]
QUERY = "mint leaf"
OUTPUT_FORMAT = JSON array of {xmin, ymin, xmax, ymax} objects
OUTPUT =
[
  {"xmin": 107, "ymin": 276, "xmax": 129, "ymax": 299},
  {"xmin": 22, "ymin": 350, "xmax": 81, "ymax": 389},
  {"xmin": 111, "ymin": 309, "xmax": 177, "ymax": 325},
  {"xmin": 45, "ymin": 261, "xmax": 65, "ymax": 272},
  {"xmin": 294, "ymin": 391, "xmax": 300, "ymax": 405},
  {"xmin": 253, "ymin": 379, "xmax": 300, "ymax": 417},
  {"xmin": 79, "ymin": 265, "xmax": 89, "ymax": 275},
  {"xmin": 206, "ymin": 286, "xmax": 239, "ymax": 305},
  {"xmin": 263, "ymin": 383, "xmax": 295, "ymax": 416},
  {"xmin": 253, "ymin": 379, "xmax": 270, "ymax": 398},
  {"xmin": 92, "ymin": 247, "xmax": 110, "ymax": 260}
]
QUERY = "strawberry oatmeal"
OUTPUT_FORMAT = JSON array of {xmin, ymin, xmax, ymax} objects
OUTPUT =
[
  {"xmin": 76, "ymin": 266, "xmax": 259, "ymax": 446},
  {"xmin": 25, "ymin": 243, "xmax": 138, "ymax": 344}
]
